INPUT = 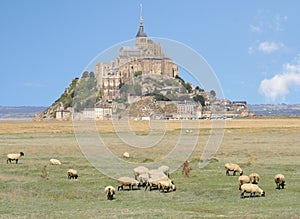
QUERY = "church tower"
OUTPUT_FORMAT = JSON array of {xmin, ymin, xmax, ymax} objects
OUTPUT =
[{"xmin": 136, "ymin": 4, "xmax": 148, "ymax": 48}]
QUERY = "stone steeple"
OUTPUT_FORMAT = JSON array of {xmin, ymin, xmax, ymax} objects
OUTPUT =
[{"xmin": 136, "ymin": 4, "xmax": 147, "ymax": 37}]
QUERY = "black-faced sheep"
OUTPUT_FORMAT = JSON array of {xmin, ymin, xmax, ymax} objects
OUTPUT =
[
  {"xmin": 117, "ymin": 176, "xmax": 141, "ymax": 191},
  {"xmin": 158, "ymin": 179, "xmax": 176, "ymax": 192},
  {"xmin": 240, "ymin": 183, "xmax": 265, "ymax": 198},
  {"xmin": 145, "ymin": 177, "xmax": 161, "ymax": 191},
  {"xmin": 50, "ymin": 158, "xmax": 61, "ymax": 165},
  {"xmin": 137, "ymin": 173, "xmax": 149, "ymax": 187},
  {"xmin": 274, "ymin": 173, "xmax": 285, "ymax": 189},
  {"xmin": 225, "ymin": 163, "xmax": 243, "ymax": 176},
  {"xmin": 7, "ymin": 152, "xmax": 24, "ymax": 164},
  {"xmin": 67, "ymin": 169, "xmax": 78, "ymax": 179},
  {"xmin": 133, "ymin": 166, "xmax": 149, "ymax": 180},
  {"xmin": 249, "ymin": 173, "xmax": 260, "ymax": 184},
  {"xmin": 104, "ymin": 185, "xmax": 116, "ymax": 200},
  {"xmin": 238, "ymin": 175, "xmax": 250, "ymax": 190}
]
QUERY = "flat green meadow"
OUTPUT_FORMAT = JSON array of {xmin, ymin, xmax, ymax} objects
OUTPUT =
[{"xmin": 0, "ymin": 118, "xmax": 299, "ymax": 218}]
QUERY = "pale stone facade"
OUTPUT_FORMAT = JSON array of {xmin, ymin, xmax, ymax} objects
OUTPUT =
[{"xmin": 95, "ymin": 7, "xmax": 178, "ymax": 101}]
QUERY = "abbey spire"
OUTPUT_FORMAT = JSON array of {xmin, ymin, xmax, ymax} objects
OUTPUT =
[{"xmin": 136, "ymin": 4, "xmax": 147, "ymax": 38}]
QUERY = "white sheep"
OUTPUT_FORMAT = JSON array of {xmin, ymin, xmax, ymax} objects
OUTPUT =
[
  {"xmin": 67, "ymin": 169, "xmax": 78, "ymax": 179},
  {"xmin": 274, "ymin": 173, "xmax": 285, "ymax": 189},
  {"xmin": 137, "ymin": 173, "xmax": 149, "ymax": 186},
  {"xmin": 123, "ymin": 152, "xmax": 130, "ymax": 158},
  {"xmin": 238, "ymin": 175, "xmax": 250, "ymax": 190},
  {"xmin": 117, "ymin": 176, "xmax": 141, "ymax": 191},
  {"xmin": 240, "ymin": 183, "xmax": 265, "ymax": 198},
  {"xmin": 148, "ymin": 169, "xmax": 167, "ymax": 179},
  {"xmin": 249, "ymin": 173, "xmax": 260, "ymax": 184},
  {"xmin": 145, "ymin": 174, "xmax": 169, "ymax": 191},
  {"xmin": 7, "ymin": 152, "xmax": 24, "ymax": 164},
  {"xmin": 158, "ymin": 165, "xmax": 170, "ymax": 177},
  {"xmin": 49, "ymin": 158, "xmax": 61, "ymax": 165},
  {"xmin": 145, "ymin": 177, "xmax": 161, "ymax": 191},
  {"xmin": 225, "ymin": 163, "xmax": 243, "ymax": 176},
  {"xmin": 104, "ymin": 185, "xmax": 116, "ymax": 200},
  {"xmin": 158, "ymin": 179, "xmax": 176, "ymax": 192},
  {"xmin": 133, "ymin": 166, "xmax": 149, "ymax": 180}
]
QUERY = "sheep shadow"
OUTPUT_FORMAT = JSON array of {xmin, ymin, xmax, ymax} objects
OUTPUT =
[{"xmin": 240, "ymin": 195, "xmax": 263, "ymax": 199}]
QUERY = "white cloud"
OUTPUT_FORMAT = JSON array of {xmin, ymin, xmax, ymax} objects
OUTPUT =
[
  {"xmin": 258, "ymin": 41, "xmax": 284, "ymax": 53},
  {"xmin": 250, "ymin": 25, "xmax": 261, "ymax": 33},
  {"xmin": 250, "ymin": 10, "xmax": 288, "ymax": 33},
  {"xmin": 259, "ymin": 57, "xmax": 300, "ymax": 101},
  {"xmin": 274, "ymin": 14, "xmax": 288, "ymax": 32}
]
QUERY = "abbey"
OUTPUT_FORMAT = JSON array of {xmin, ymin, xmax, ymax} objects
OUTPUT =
[{"xmin": 95, "ymin": 7, "xmax": 178, "ymax": 101}]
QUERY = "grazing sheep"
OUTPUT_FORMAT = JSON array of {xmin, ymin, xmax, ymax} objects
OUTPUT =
[
  {"xmin": 249, "ymin": 173, "xmax": 260, "ymax": 184},
  {"xmin": 123, "ymin": 152, "xmax": 130, "ymax": 158},
  {"xmin": 137, "ymin": 173, "xmax": 149, "ymax": 186},
  {"xmin": 49, "ymin": 158, "xmax": 61, "ymax": 165},
  {"xmin": 274, "ymin": 174, "xmax": 285, "ymax": 189},
  {"xmin": 158, "ymin": 165, "xmax": 170, "ymax": 177},
  {"xmin": 238, "ymin": 175, "xmax": 250, "ymax": 190},
  {"xmin": 148, "ymin": 169, "xmax": 167, "ymax": 179},
  {"xmin": 117, "ymin": 177, "xmax": 140, "ymax": 191},
  {"xmin": 240, "ymin": 183, "xmax": 265, "ymax": 198},
  {"xmin": 145, "ymin": 177, "xmax": 161, "ymax": 191},
  {"xmin": 158, "ymin": 179, "xmax": 176, "ymax": 192},
  {"xmin": 104, "ymin": 185, "xmax": 116, "ymax": 200},
  {"xmin": 225, "ymin": 163, "xmax": 243, "ymax": 176},
  {"xmin": 67, "ymin": 169, "xmax": 78, "ymax": 179},
  {"xmin": 7, "ymin": 152, "xmax": 24, "ymax": 164},
  {"xmin": 133, "ymin": 166, "xmax": 149, "ymax": 180}
]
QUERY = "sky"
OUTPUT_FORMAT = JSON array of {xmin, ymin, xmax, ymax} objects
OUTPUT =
[{"xmin": 0, "ymin": 0, "xmax": 299, "ymax": 106}]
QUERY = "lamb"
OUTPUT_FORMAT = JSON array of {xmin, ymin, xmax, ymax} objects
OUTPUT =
[
  {"xmin": 158, "ymin": 179, "xmax": 176, "ymax": 192},
  {"xmin": 49, "ymin": 158, "xmax": 61, "ymax": 165},
  {"xmin": 274, "ymin": 173, "xmax": 285, "ymax": 189},
  {"xmin": 238, "ymin": 175, "xmax": 250, "ymax": 190},
  {"xmin": 225, "ymin": 163, "xmax": 243, "ymax": 176},
  {"xmin": 117, "ymin": 176, "xmax": 141, "ymax": 191},
  {"xmin": 240, "ymin": 183, "xmax": 265, "ymax": 198},
  {"xmin": 133, "ymin": 166, "xmax": 149, "ymax": 180},
  {"xmin": 67, "ymin": 169, "xmax": 78, "ymax": 179},
  {"xmin": 249, "ymin": 173, "xmax": 260, "ymax": 184},
  {"xmin": 158, "ymin": 165, "xmax": 170, "ymax": 177},
  {"xmin": 7, "ymin": 152, "xmax": 24, "ymax": 164},
  {"xmin": 104, "ymin": 185, "xmax": 116, "ymax": 200}
]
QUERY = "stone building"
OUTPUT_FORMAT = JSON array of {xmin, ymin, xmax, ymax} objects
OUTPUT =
[{"xmin": 95, "ymin": 6, "xmax": 178, "ymax": 101}]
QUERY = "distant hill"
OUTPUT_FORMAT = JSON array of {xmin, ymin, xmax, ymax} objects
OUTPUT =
[
  {"xmin": 1, "ymin": 104, "xmax": 299, "ymax": 120},
  {"xmin": 248, "ymin": 104, "xmax": 300, "ymax": 116},
  {"xmin": 0, "ymin": 106, "xmax": 47, "ymax": 120}
]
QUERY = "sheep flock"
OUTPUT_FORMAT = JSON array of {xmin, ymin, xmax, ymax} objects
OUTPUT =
[
  {"xmin": 224, "ymin": 162, "xmax": 286, "ymax": 198},
  {"xmin": 4, "ymin": 151, "xmax": 287, "ymax": 202}
]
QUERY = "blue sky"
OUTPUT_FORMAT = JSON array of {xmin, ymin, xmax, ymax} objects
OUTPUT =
[{"xmin": 0, "ymin": 0, "xmax": 299, "ymax": 106}]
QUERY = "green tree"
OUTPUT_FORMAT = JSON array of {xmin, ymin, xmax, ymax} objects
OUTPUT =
[{"xmin": 193, "ymin": 94, "xmax": 205, "ymax": 106}]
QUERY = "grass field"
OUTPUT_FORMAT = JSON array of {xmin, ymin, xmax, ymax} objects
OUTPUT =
[{"xmin": 0, "ymin": 118, "xmax": 299, "ymax": 218}]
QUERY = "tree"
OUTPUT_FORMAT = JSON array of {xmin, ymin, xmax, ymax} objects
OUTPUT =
[
  {"xmin": 193, "ymin": 94, "xmax": 205, "ymax": 106},
  {"xmin": 210, "ymin": 90, "xmax": 216, "ymax": 99},
  {"xmin": 82, "ymin": 71, "xmax": 89, "ymax": 78}
]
